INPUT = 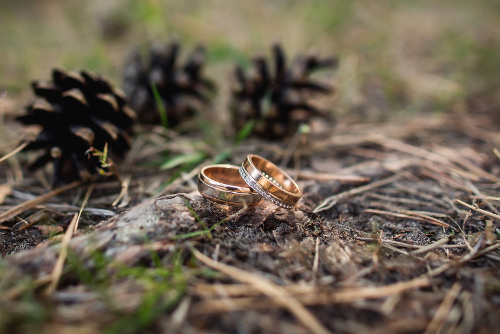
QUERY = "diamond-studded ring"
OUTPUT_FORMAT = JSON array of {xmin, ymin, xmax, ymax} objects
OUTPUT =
[{"xmin": 239, "ymin": 154, "xmax": 302, "ymax": 209}]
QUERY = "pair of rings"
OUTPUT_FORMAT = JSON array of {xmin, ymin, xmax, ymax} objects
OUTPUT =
[{"xmin": 198, "ymin": 154, "xmax": 302, "ymax": 209}]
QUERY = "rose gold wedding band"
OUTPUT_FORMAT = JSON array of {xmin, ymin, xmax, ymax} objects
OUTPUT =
[
  {"xmin": 198, "ymin": 164, "xmax": 263, "ymax": 206},
  {"xmin": 239, "ymin": 154, "xmax": 302, "ymax": 209}
]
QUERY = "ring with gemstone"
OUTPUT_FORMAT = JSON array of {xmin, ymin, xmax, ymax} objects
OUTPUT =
[
  {"xmin": 198, "ymin": 164, "xmax": 263, "ymax": 206},
  {"xmin": 239, "ymin": 154, "xmax": 302, "ymax": 209}
]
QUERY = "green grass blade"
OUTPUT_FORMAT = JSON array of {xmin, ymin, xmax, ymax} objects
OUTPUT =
[
  {"xmin": 150, "ymin": 83, "xmax": 168, "ymax": 129},
  {"xmin": 159, "ymin": 151, "xmax": 206, "ymax": 170}
]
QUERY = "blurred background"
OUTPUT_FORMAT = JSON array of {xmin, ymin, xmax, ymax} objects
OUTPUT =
[{"xmin": 1, "ymin": 0, "xmax": 499, "ymax": 123}]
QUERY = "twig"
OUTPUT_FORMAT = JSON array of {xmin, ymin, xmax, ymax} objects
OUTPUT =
[
  {"xmin": 314, "ymin": 174, "xmax": 401, "ymax": 213},
  {"xmin": 193, "ymin": 249, "xmax": 331, "ymax": 334},
  {"xmin": 455, "ymin": 199, "xmax": 500, "ymax": 220},
  {"xmin": 0, "ymin": 180, "xmax": 83, "ymax": 224}
]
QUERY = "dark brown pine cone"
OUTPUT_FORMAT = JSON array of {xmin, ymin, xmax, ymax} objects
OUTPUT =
[
  {"xmin": 123, "ymin": 41, "xmax": 215, "ymax": 127},
  {"xmin": 230, "ymin": 44, "xmax": 338, "ymax": 139},
  {"xmin": 17, "ymin": 69, "xmax": 136, "ymax": 185}
]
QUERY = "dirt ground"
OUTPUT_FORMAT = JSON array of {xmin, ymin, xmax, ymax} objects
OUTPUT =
[
  {"xmin": 1, "ymin": 1, "xmax": 500, "ymax": 333},
  {"xmin": 2, "ymin": 113, "xmax": 500, "ymax": 333}
]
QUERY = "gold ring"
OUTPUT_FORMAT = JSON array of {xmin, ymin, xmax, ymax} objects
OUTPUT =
[
  {"xmin": 198, "ymin": 164, "xmax": 263, "ymax": 206},
  {"xmin": 239, "ymin": 154, "xmax": 302, "ymax": 209}
]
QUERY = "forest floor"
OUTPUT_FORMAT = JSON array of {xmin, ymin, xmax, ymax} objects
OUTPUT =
[{"xmin": 1, "ymin": 1, "xmax": 500, "ymax": 333}]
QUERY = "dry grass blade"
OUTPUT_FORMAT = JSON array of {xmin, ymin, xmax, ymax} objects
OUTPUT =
[
  {"xmin": 420, "ymin": 242, "xmax": 500, "ymax": 280},
  {"xmin": 314, "ymin": 174, "xmax": 401, "ymax": 213},
  {"xmin": 193, "ymin": 277, "xmax": 431, "ymax": 313},
  {"xmin": 112, "ymin": 174, "xmax": 131, "ymax": 207},
  {"xmin": 370, "ymin": 135, "xmax": 448, "ymax": 164},
  {"xmin": 470, "ymin": 195, "xmax": 500, "ymax": 201},
  {"xmin": 410, "ymin": 237, "xmax": 451, "ymax": 255},
  {"xmin": 193, "ymin": 284, "xmax": 316, "ymax": 297},
  {"xmin": 45, "ymin": 184, "xmax": 93, "ymax": 294},
  {"xmin": 364, "ymin": 209, "xmax": 451, "ymax": 227},
  {"xmin": 435, "ymin": 145, "xmax": 500, "ymax": 183},
  {"xmin": 312, "ymin": 237, "xmax": 320, "ymax": 277},
  {"xmin": 423, "ymin": 282, "xmax": 461, "ymax": 334},
  {"xmin": 155, "ymin": 162, "xmax": 204, "ymax": 197},
  {"xmin": 294, "ymin": 170, "xmax": 370, "ymax": 183},
  {"xmin": 193, "ymin": 249, "xmax": 332, "ymax": 334},
  {"xmin": 0, "ymin": 142, "xmax": 28, "ymax": 164},
  {"xmin": 356, "ymin": 237, "xmax": 468, "ymax": 250},
  {"xmin": 494, "ymin": 148, "xmax": 500, "ymax": 160},
  {"xmin": 0, "ymin": 180, "xmax": 82, "ymax": 224},
  {"xmin": 455, "ymin": 199, "xmax": 500, "ymax": 220},
  {"xmin": 17, "ymin": 210, "xmax": 49, "ymax": 231},
  {"xmin": 45, "ymin": 213, "xmax": 78, "ymax": 295},
  {"xmin": 420, "ymin": 164, "xmax": 469, "ymax": 191},
  {"xmin": 372, "ymin": 135, "xmax": 491, "ymax": 183},
  {"xmin": 2, "ymin": 276, "xmax": 53, "ymax": 301},
  {"xmin": 366, "ymin": 192, "xmax": 433, "ymax": 206},
  {"xmin": 462, "ymin": 179, "xmax": 500, "ymax": 215}
]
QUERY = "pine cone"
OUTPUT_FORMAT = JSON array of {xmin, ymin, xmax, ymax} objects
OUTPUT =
[
  {"xmin": 123, "ymin": 41, "xmax": 215, "ymax": 127},
  {"xmin": 17, "ymin": 69, "xmax": 136, "ymax": 185},
  {"xmin": 231, "ymin": 44, "xmax": 338, "ymax": 139}
]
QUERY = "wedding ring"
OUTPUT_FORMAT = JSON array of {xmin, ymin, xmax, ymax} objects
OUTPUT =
[
  {"xmin": 239, "ymin": 154, "xmax": 302, "ymax": 209},
  {"xmin": 198, "ymin": 164, "xmax": 263, "ymax": 206}
]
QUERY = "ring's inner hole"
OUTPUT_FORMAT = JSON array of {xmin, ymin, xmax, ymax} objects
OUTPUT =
[
  {"xmin": 205, "ymin": 167, "xmax": 249, "ymax": 187},
  {"xmin": 252, "ymin": 156, "xmax": 298, "ymax": 193}
]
